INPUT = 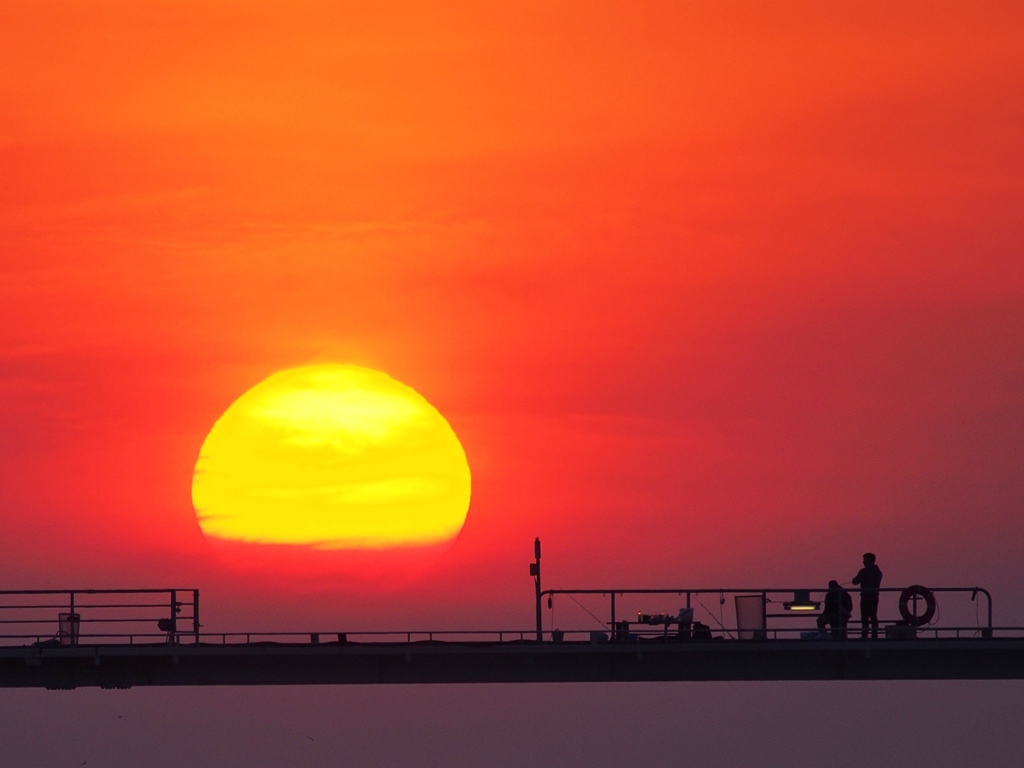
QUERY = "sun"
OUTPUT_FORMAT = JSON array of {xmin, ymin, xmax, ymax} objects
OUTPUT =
[{"xmin": 192, "ymin": 365, "xmax": 471, "ymax": 563}]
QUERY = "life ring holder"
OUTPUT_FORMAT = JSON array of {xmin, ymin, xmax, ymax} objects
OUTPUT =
[{"xmin": 898, "ymin": 585, "xmax": 936, "ymax": 626}]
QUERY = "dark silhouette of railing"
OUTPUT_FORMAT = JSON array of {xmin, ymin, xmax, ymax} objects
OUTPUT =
[
  {"xmin": 538, "ymin": 586, "xmax": 994, "ymax": 641},
  {"xmin": 0, "ymin": 589, "xmax": 200, "ymax": 646}
]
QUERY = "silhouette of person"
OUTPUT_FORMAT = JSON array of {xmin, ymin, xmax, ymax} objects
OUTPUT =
[
  {"xmin": 852, "ymin": 552, "xmax": 883, "ymax": 639},
  {"xmin": 816, "ymin": 580, "xmax": 853, "ymax": 638}
]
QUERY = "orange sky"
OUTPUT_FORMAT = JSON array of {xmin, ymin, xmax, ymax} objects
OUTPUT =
[
  {"xmin": 4, "ymin": 5, "xmax": 1024, "ymax": 767},
  {"xmin": 2, "ymin": 2, "xmax": 1023, "ymax": 633}
]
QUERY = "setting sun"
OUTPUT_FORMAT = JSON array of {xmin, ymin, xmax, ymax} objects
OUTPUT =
[{"xmin": 192, "ymin": 365, "xmax": 471, "ymax": 554}]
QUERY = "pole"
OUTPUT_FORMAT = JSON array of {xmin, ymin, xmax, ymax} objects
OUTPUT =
[
  {"xmin": 170, "ymin": 590, "xmax": 178, "ymax": 646},
  {"xmin": 531, "ymin": 538, "xmax": 542, "ymax": 641},
  {"xmin": 193, "ymin": 589, "xmax": 201, "ymax": 644}
]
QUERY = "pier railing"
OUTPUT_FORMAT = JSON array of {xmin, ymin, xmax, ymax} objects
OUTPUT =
[
  {"xmin": 539, "ymin": 585, "xmax": 993, "ymax": 641},
  {"xmin": 0, "ymin": 585, "xmax": 1009, "ymax": 647},
  {"xmin": 0, "ymin": 589, "xmax": 200, "ymax": 646}
]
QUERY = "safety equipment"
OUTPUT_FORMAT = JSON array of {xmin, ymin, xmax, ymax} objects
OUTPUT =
[{"xmin": 898, "ymin": 585, "xmax": 936, "ymax": 626}]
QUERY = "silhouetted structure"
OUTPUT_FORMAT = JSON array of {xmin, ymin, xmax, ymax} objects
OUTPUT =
[
  {"xmin": 4, "ymin": 635, "xmax": 1024, "ymax": 688},
  {"xmin": 853, "ymin": 552, "xmax": 883, "ymax": 639},
  {"xmin": 0, "ymin": 548, "xmax": 1009, "ymax": 689}
]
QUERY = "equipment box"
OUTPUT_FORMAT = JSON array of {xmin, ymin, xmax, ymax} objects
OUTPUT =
[{"xmin": 885, "ymin": 624, "xmax": 916, "ymax": 640}]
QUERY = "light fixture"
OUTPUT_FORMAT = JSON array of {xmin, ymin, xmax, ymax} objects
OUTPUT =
[{"xmin": 783, "ymin": 589, "xmax": 821, "ymax": 611}]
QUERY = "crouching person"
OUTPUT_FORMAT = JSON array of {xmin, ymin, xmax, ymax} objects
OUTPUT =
[{"xmin": 816, "ymin": 580, "xmax": 853, "ymax": 639}]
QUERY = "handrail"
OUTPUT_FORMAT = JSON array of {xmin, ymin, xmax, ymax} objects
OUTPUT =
[
  {"xmin": 0, "ymin": 588, "xmax": 198, "ymax": 595},
  {"xmin": 4, "ymin": 624, "xmax": 1024, "ymax": 648},
  {"xmin": 0, "ymin": 589, "xmax": 201, "ymax": 646},
  {"xmin": 538, "ymin": 585, "xmax": 993, "ymax": 638},
  {"xmin": 0, "ymin": 584, "xmax": 1000, "ymax": 648}
]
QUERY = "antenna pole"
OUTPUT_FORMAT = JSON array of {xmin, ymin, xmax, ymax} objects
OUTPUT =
[{"xmin": 531, "ymin": 538, "xmax": 542, "ymax": 641}]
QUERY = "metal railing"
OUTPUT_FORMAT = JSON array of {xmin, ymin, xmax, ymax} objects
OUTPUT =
[
  {"xmin": 0, "ymin": 589, "xmax": 200, "ymax": 646},
  {"xmin": 538, "ymin": 585, "xmax": 994, "ymax": 640},
  {"xmin": 0, "ymin": 584, "xmax": 1012, "ymax": 648},
  {"xmin": 5, "ymin": 624, "xmax": 1016, "ymax": 648},
  {"xmin": 191, "ymin": 629, "xmax": 540, "ymax": 646},
  {"xmin": 183, "ymin": 623, "xmax": 1018, "ymax": 646}
]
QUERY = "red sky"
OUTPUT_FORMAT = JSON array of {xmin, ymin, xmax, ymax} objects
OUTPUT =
[
  {"xmin": 2, "ymin": 2, "xmax": 1024, "ymax": 764},
  {"xmin": 3, "ymin": 0, "xmax": 1023, "ymax": 612}
]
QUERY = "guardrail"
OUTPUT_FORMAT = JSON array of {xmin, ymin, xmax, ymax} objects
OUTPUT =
[
  {"xmin": 0, "ymin": 585, "xmax": 1007, "ymax": 648},
  {"xmin": 538, "ymin": 585, "xmax": 994, "ymax": 641},
  {"xmin": 185, "ymin": 624, "xmax": 1019, "ymax": 645},
  {"xmin": 6, "ymin": 625, "xmax": 1020, "ymax": 647},
  {"xmin": 5, "ymin": 626, "xmax": 1022, "ymax": 647},
  {"xmin": 0, "ymin": 589, "xmax": 200, "ymax": 646}
]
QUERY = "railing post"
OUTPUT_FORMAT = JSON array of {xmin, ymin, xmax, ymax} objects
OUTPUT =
[
  {"xmin": 170, "ymin": 590, "xmax": 178, "ymax": 645},
  {"xmin": 979, "ymin": 588, "xmax": 994, "ymax": 638},
  {"xmin": 531, "ymin": 538, "xmax": 542, "ymax": 642},
  {"xmin": 193, "ymin": 589, "xmax": 201, "ymax": 644}
]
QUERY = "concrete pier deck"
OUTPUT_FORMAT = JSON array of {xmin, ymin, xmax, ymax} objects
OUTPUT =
[{"xmin": 4, "ymin": 636, "xmax": 1024, "ymax": 689}]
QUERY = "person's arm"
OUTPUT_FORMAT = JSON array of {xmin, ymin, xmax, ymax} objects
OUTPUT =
[{"xmin": 852, "ymin": 569, "xmax": 862, "ymax": 586}]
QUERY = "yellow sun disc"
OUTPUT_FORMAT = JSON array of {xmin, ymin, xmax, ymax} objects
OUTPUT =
[{"xmin": 192, "ymin": 365, "xmax": 471, "ymax": 551}]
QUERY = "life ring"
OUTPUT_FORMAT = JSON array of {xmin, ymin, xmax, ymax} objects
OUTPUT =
[{"xmin": 898, "ymin": 585, "xmax": 936, "ymax": 626}]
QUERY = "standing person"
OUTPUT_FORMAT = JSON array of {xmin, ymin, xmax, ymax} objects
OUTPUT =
[
  {"xmin": 816, "ymin": 580, "xmax": 853, "ymax": 639},
  {"xmin": 852, "ymin": 552, "xmax": 883, "ymax": 639}
]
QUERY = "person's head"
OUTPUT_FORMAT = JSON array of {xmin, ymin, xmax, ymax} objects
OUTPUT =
[
  {"xmin": 863, "ymin": 552, "xmax": 876, "ymax": 565},
  {"xmin": 828, "ymin": 580, "xmax": 840, "ymax": 589}
]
